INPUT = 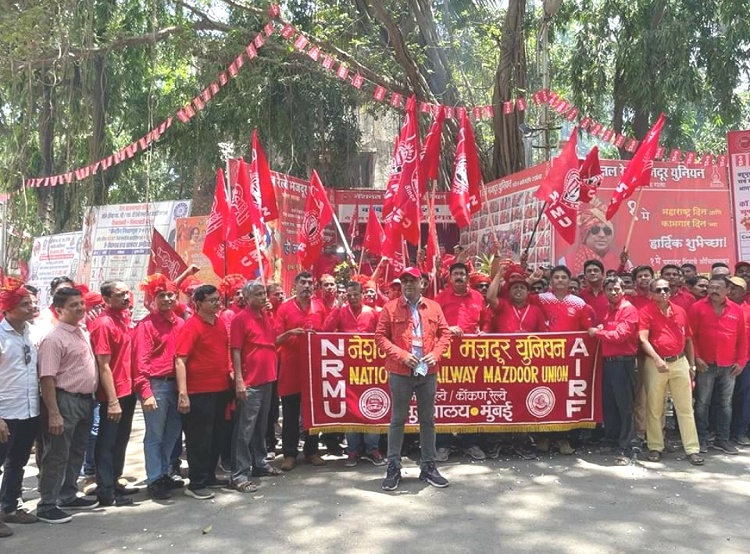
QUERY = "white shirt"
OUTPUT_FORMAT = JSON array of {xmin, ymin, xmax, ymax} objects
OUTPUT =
[{"xmin": 0, "ymin": 319, "xmax": 40, "ymax": 419}]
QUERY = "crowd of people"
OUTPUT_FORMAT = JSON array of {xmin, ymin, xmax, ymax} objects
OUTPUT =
[{"xmin": 1, "ymin": 247, "xmax": 750, "ymax": 537}]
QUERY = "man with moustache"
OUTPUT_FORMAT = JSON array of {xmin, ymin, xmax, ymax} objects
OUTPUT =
[
  {"xmin": 580, "ymin": 259, "xmax": 608, "ymax": 324},
  {"xmin": 660, "ymin": 265, "xmax": 695, "ymax": 311},
  {"xmin": 689, "ymin": 276, "xmax": 747, "ymax": 455},
  {"xmin": 133, "ymin": 274, "xmax": 185, "ymax": 500},
  {"xmin": 686, "ymin": 276, "xmax": 709, "ymax": 301},
  {"xmin": 89, "ymin": 280, "xmax": 136, "ymax": 507}
]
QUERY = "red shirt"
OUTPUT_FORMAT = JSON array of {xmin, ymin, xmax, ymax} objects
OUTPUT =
[
  {"xmin": 274, "ymin": 297, "xmax": 326, "ymax": 396},
  {"xmin": 638, "ymin": 301, "xmax": 692, "ymax": 358},
  {"xmin": 133, "ymin": 310, "xmax": 184, "ymax": 399},
  {"xmin": 89, "ymin": 308, "xmax": 133, "ymax": 401},
  {"xmin": 671, "ymin": 288, "xmax": 696, "ymax": 311},
  {"xmin": 535, "ymin": 293, "xmax": 593, "ymax": 332},
  {"xmin": 230, "ymin": 308, "xmax": 277, "ymax": 387},
  {"xmin": 312, "ymin": 254, "xmax": 340, "ymax": 280},
  {"xmin": 323, "ymin": 304, "xmax": 379, "ymax": 332},
  {"xmin": 175, "ymin": 314, "xmax": 231, "ymax": 394},
  {"xmin": 628, "ymin": 292, "xmax": 652, "ymax": 311},
  {"xmin": 433, "ymin": 287, "xmax": 486, "ymax": 333},
  {"xmin": 594, "ymin": 298, "xmax": 639, "ymax": 357},
  {"xmin": 580, "ymin": 286, "xmax": 609, "ymax": 325},
  {"xmin": 491, "ymin": 300, "xmax": 547, "ymax": 333},
  {"xmin": 688, "ymin": 298, "xmax": 748, "ymax": 367}
]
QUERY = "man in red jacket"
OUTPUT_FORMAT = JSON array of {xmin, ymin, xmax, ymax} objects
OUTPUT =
[{"xmin": 375, "ymin": 267, "xmax": 451, "ymax": 491}]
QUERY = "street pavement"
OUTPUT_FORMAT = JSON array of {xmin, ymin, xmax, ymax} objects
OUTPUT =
[{"xmin": 5, "ymin": 410, "xmax": 750, "ymax": 554}]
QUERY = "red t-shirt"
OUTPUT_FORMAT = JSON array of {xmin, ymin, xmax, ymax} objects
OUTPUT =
[
  {"xmin": 628, "ymin": 292, "xmax": 652, "ymax": 311},
  {"xmin": 688, "ymin": 298, "xmax": 747, "ymax": 367},
  {"xmin": 89, "ymin": 308, "xmax": 133, "ymax": 401},
  {"xmin": 133, "ymin": 310, "xmax": 184, "ymax": 399},
  {"xmin": 274, "ymin": 297, "xmax": 326, "ymax": 396},
  {"xmin": 433, "ymin": 287, "xmax": 486, "ymax": 333},
  {"xmin": 638, "ymin": 300, "xmax": 692, "ymax": 358},
  {"xmin": 323, "ymin": 304, "xmax": 379, "ymax": 332},
  {"xmin": 491, "ymin": 299, "xmax": 547, "ymax": 333},
  {"xmin": 671, "ymin": 288, "xmax": 696, "ymax": 311},
  {"xmin": 175, "ymin": 314, "xmax": 231, "ymax": 394},
  {"xmin": 580, "ymin": 287, "xmax": 609, "ymax": 325},
  {"xmin": 230, "ymin": 308, "xmax": 277, "ymax": 387},
  {"xmin": 535, "ymin": 293, "xmax": 593, "ymax": 332}
]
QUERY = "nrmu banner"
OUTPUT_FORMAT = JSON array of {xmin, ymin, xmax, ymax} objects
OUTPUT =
[{"xmin": 303, "ymin": 332, "xmax": 602, "ymax": 433}]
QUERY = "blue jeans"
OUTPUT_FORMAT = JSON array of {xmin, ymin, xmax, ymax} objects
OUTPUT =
[
  {"xmin": 694, "ymin": 364, "xmax": 735, "ymax": 442},
  {"xmin": 0, "ymin": 417, "xmax": 39, "ymax": 513},
  {"xmin": 82, "ymin": 408, "xmax": 99, "ymax": 476},
  {"xmin": 230, "ymin": 383, "xmax": 272, "ymax": 484},
  {"xmin": 387, "ymin": 373, "xmax": 437, "ymax": 468},
  {"xmin": 142, "ymin": 379, "xmax": 182, "ymax": 485},
  {"xmin": 346, "ymin": 432, "xmax": 379, "ymax": 454}
]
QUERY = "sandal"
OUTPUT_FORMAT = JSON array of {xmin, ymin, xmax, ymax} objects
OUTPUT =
[
  {"xmin": 614, "ymin": 454, "xmax": 630, "ymax": 466},
  {"xmin": 687, "ymin": 453, "xmax": 704, "ymax": 466},
  {"xmin": 647, "ymin": 450, "xmax": 662, "ymax": 462},
  {"xmin": 233, "ymin": 480, "xmax": 259, "ymax": 493}
]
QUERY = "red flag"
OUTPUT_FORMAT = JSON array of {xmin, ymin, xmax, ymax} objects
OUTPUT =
[
  {"xmin": 202, "ymin": 169, "xmax": 230, "ymax": 276},
  {"xmin": 389, "ymin": 96, "xmax": 422, "ymax": 245},
  {"xmin": 579, "ymin": 146, "xmax": 602, "ymax": 203},
  {"xmin": 298, "ymin": 170, "xmax": 334, "ymax": 268},
  {"xmin": 226, "ymin": 236, "xmax": 269, "ymax": 279},
  {"xmin": 449, "ymin": 110, "xmax": 483, "ymax": 228},
  {"xmin": 362, "ymin": 206, "xmax": 385, "ymax": 257},
  {"xmin": 249, "ymin": 130, "xmax": 279, "ymax": 223},
  {"xmin": 606, "ymin": 113, "xmax": 665, "ymax": 220},
  {"xmin": 381, "ymin": 138, "xmax": 403, "ymax": 260},
  {"xmin": 536, "ymin": 130, "xmax": 581, "ymax": 245},
  {"xmin": 148, "ymin": 228, "xmax": 188, "ymax": 280},
  {"xmin": 228, "ymin": 158, "xmax": 264, "ymax": 241},
  {"xmin": 347, "ymin": 202, "xmax": 360, "ymax": 244},
  {"xmin": 419, "ymin": 105, "xmax": 446, "ymax": 197}
]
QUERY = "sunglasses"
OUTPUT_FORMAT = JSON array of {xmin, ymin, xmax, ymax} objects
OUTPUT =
[
  {"xmin": 653, "ymin": 287, "xmax": 670, "ymax": 294},
  {"xmin": 476, "ymin": 284, "xmax": 490, "ymax": 289},
  {"xmin": 589, "ymin": 226, "xmax": 613, "ymax": 236}
]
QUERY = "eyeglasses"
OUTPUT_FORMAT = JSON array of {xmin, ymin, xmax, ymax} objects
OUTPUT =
[
  {"xmin": 476, "ymin": 284, "xmax": 490, "ymax": 290},
  {"xmin": 589, "ymin": 226, "xmax": 613, "ymax": 236},
  {"xmin": 653, "ymin": 287, "xmax": 670, "ymax": 294}
]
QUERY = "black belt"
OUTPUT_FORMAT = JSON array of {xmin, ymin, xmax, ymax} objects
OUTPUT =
[
  {"xmin": 149, "ymin": 375, "xmax": 176, "ymax": 381},
  {"xmin": 56, "ymin": 388, "xmax": 94, "ymax": 400},
  {"xmin": 603, "ymin": 355, "xmax": 636, "ymax": 362},
  {"xmin": 663, "ymin": 352, "xmax": 685, "ymax": 363}
]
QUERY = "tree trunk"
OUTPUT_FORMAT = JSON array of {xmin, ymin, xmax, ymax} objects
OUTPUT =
[
  {"xmin": 36, "ymin": 74, "xmax": 55, "ymax": 227},
  {"xmin": 91, "ymin": 52, "xmax": 110, "ymax": 206}
]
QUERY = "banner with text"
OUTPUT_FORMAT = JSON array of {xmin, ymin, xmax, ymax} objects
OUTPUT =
[
  {"xmin": 28, "ymin": 232, "xmax": 83, "ymax": 308},
  {"xmin": 728, "ymin": 130, "xmax": 750, "ymax": 263},
  {"xmin": 303, "ymin": 332, "xmax": 601, "ymax": 433}
]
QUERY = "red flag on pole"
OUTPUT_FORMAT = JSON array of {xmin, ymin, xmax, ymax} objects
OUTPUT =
[
  {"xmin": 579, "ymin": 146, "xmax": 602, "ymax": 203},
  {"xmin": 419, "ymin": 105, "xmax": 446, "ymax": 197},
  {"xmin": 228, "ymin": 158, "xmax": 266, "ymax": 241},
  {"xmin": 298, "ymin": 170, "xmax": 334, "ymax": 268},
  {"xmin": 606, "ymin": 113, "xmax": 665, "ymax": 220},
  {"xmin": 249, "ymin": 130, "xmax": 279, "ymax": 222},
  {"xmin": 362, "ymin": 207, "xmax": 385, "ymax": 257},
  {"xmin": 226, "ymin": 236, "xmax": 268, "ymax": 279},
  {"xmin": 388, "ymin": 96, "xmax": 422, "ymax": 246},
  {"xmin": 202, "ymin": 168, "xmax": 230, "ymax": 276},
  {"xmin": 148, "ymin": 228, "xmax": 188, "ymax": 280},
  {"xmin": 347, "ymin": 202, "xmax": 360, "ymax": 245},
  {"xmin": 449, "ymin": 110, "xmax": 483, "ymax": 228},
  {"xmin": 535, "ymin": 129, "xmax": 581, "ymax": 245}
]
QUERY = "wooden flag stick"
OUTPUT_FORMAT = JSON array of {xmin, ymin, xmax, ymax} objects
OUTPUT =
[{"xmin": 622, "ymin": 188, "xmax": 644, "ymax": 254}]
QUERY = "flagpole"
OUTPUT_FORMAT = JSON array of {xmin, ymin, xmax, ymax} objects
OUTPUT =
[
  {"xmin": 358, "ymin": 248, "xmax": 366, "ymax": 274},
  {"xmin": 524, "ymin": 201, "xmax": 548, "ymax": 255},
  {"xmin": 622, "ymin": 188, "xmax": 644, "ymax": 254},
  {"xmin": 429, "ymin": 179, "xmax": 439, "ymax": 297},
  {"xmin": 331, "ymin": 211, "xmax": 356, "ymax": 265},
  {"xmin": 252, "ymin": 226, "xmax": 266, "ymax": 287}
]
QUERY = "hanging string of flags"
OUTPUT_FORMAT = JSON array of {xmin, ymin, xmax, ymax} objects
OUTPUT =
[{"xmin": 23, "ymin": 4, "xmax": 728, "ymax": 189}]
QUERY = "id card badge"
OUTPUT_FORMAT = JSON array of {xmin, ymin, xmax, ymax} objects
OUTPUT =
[{"xmin": 412, "ymin": 338, "xmax": 423, "ymax": 348}]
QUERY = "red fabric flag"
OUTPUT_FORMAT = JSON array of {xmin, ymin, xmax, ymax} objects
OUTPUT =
[
  {"xmin": 202, "ymin": 168, "xmax": 230, "ymax": 276},
  {"xmin": 419, "ymin": 105, "xmax": 446, "ymax": 197},
  {"xmin": 535, "ymin": 129, "xmax": 581, "ymax": 245},
  {"xmin": 226, "ymin": 236, "xmax": 269, "ymax": 279},
  {"xmin": 388, "ymin": 96, "xmax": 421, "ymax": 245},
  {"xmin": 148, "ymin": 228, "xmax": 188, "ymax": 281},
  {"xmin": 605, "ymin": 113, "xmax": 665, "ymax": 220},
  {"xmin": 227, "ymin": 158, "xmax": 264, "ymax": 241},
  {"xmin": 298, "ymin": 170, "xmax": 334, "ymax": 268},
  {"xmin": 362, "ymin": 207, "xmax": 385, "ymax": 257},
  {"xmin": 579, "ymin": 146, "xmax": 602, "ymax": 203},
  {"xmin": 249, "ymin": 129, "xmax": 279, "ymax": 222},
  {"xmin": 449, "ymin": 110, "xmax": 483, "ymax": 228}
]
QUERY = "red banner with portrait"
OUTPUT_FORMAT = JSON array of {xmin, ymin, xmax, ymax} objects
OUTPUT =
[{"xmin": 302, "ymin": 332, "xmax": 601, "ymax": 433}]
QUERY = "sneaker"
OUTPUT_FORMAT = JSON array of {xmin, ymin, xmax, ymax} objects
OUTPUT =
[
  {"xmin": 419, "ymin": 463, "xmax": 449, "ymax": 488},
  {"xmin": 205, "ymin": 478, "xmax": 230, "ymax": 489},
  {"xmin": 699, "ymin": 440, "xmax": 708, "ymax": 453},
  {"xmin": 280, "ymin": 456, "xmax": 296, "ymax": 471},
  {"xmin": 363, "ymin": 449, "xmax": 386, "ymax": 467},
  {"xmin": 464, "ymin": 445, "xmax": 486, "ymax": 461},
  {"xmin": 344, "ymin": 452, "xmax": 359, "ymax": 468},
  {"xmin": 3, "ymin": 509, "xmax": 38, "ymax": 524},
  {"xmin": 305, "ymin": 453, "xmax": 327, "ymax": 466},
  {"xmin": 36, "ymin": 507, "xmax": 73, "ymax": 524},
  {"xmin": 184, "ymin": 487, "xmax": 215, "ymax": 500},
  {"xmin": 0, "ymin": 521, "xmax": 12, "ymax": 537},
  {"xmin": 712, "ymin": 440, "xmax": 739, "ymax": 455},
  {"xmin": 265, "ymin": 451, "xmax": 276, "ymax": 462},
  {"xmin": 381, "ymin": 463, "xmax": 402, "ymax": 491},
  {"xmin": 59, "ymin": 496, "xmax": 99, "ymax": 510},
  {"xmin": 147, "ymin": 480, "xmax": 171, "ymax": 500},
  {"xmin": 734, "ymin": 434, "xmax": 750, "ymax": 446},
  {"xmin": 164, "ymin": 474, "xmax": 185, "ymax": 490},
  {"xmin": 97, "ymin": 495, "xmax": 133, "ymax": 507},
  {"xmin": 82, "ymin": 476, "xmax": 97, "ymax": 496},
  {"xmin": 435, "ymin": 447, "xmax": 450, "ymax": 462}
]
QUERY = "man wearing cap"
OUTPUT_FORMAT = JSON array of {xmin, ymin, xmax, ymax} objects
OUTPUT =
[
  {"xmin": 689, "ymin": 276, "xmax": 747, "ymax": 454},
  {"xmin": 218, "ymin": 274, "xmax": 247, "ymax": 319},
  {"xmin": 375, "ymin": 267, "xmax": 452, "ymax": 490},
  {"xmin": 728, "ymin": 276, "xmax": 750, "ymax": 445},
  {"xmin": 487, "ymin": 268, "xmax": 547, "ymax": 334},
  {"xmin": 639, "ymin": 278, "xmax": 703, "ymax": 465},
  {"xmin": 0, "ymin": 281, "xmax": 40, "ymax": 536},
  {"xmin": 133, "ymin": 274, "xmax": 185, "ymax": 500}
]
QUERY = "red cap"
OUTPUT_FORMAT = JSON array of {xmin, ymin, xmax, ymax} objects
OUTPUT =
[
  {"xmin": 399, "ymin": 267, "xmax": 422, "ymax": 280},
  {"xmin": 735, "ymin": 261, "xmax": 750, "ymax": 271},
  {"xmin": 507, "ymin": 275, "xmax": 529, "ymax": 289}
]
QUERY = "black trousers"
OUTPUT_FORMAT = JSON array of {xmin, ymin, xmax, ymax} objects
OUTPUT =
[
  {"xmin": 95, "ymin": 394, "xmax": 136, "ymax": 500},
  {"xmin": 602, "ymin": 357, "xmax": 637, "ymax": 453},
  {"xmin": 181, "ymin": 391, "xmax": 229, "ymax": 489},
  {"xmin": 280, "ymin": 393, "xmax": 318, "ymax": 458},
  {"xmin": 266, "ymin": 381, "xmax": 280, "ymax": 450}
]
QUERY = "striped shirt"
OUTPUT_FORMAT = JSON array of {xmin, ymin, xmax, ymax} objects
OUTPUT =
[{"xmin": 38, "ymin": 321, "xmax": 98, "ymax": 394}]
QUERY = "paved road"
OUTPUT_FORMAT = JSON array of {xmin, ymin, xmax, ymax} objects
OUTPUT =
[{"xmin": 5, "ymin": 411, "xmax": 750, "ymax": 553}]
